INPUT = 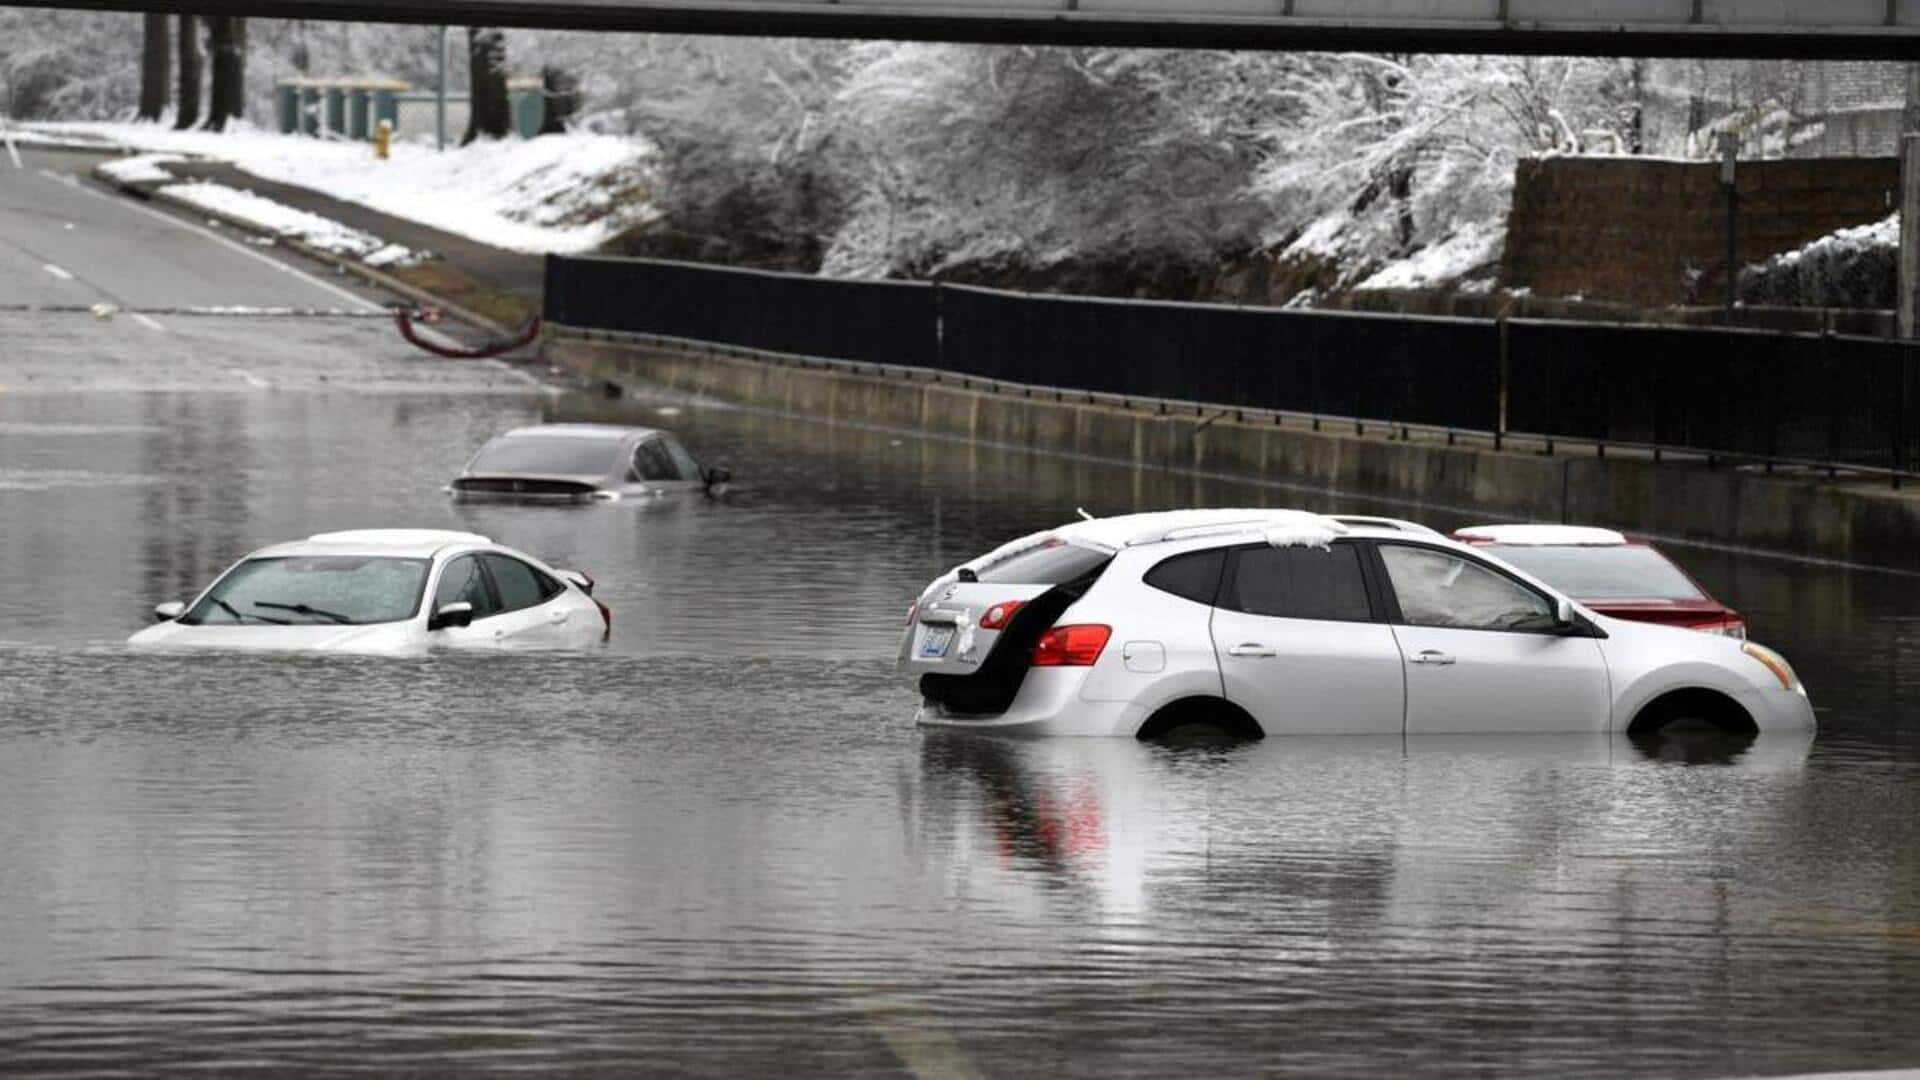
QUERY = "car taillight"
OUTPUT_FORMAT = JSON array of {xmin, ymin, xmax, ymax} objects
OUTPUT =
[
  {"xmin": 594, "ymin": 599, "xmax": 611, "ymax": 638},
  {"xmin": 1695, "ymin": 618, "xmax": 1747, "ymax": 640},
  {"xmin": 1031, "ymin": 625, "xmax": 1111, "ymax": 667},
  {"xmin": 979, "ymin": 600, "xmax": 1025, "ymax": 631}
]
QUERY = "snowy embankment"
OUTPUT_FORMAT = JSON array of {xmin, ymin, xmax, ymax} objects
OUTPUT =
[{"xmin": 34, "ymin": 122, "xmax": 657, "ymax": 255}]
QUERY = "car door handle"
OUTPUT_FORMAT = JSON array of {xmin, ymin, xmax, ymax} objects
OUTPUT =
[
  {"xmin": 1227, "ymin": 643, "xmax": 1277, "ymax": 658},
  {"xmin": 1410, "ymin": 650, "xmax": 1456, "ymax": 666},
  {"xmin": 550, "ymin": 610, "xmax": 569, "ymax": 624}
]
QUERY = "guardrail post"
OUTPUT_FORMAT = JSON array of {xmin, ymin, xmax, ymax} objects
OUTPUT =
[
  {"xmin": 1495, "ymin": 317, "xmax": 1509, "ymax": 452},
  {"xmin": 1895, "ymin": 340, "xmax": 1909, "ymax": 489},
  {"xmin": 933, "ymin": 282, "xmax": 945, "ymax": 375}
]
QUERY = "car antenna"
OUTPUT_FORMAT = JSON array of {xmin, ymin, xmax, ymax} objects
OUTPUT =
[{"xmin": 1076, "ymin": 507, "xmax": 1096, "ymax": 521}]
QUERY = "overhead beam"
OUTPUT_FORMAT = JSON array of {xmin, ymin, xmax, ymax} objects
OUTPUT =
[{"xmin": 8, "ymin": 0, "xmax": 1920, "ymax": 59}]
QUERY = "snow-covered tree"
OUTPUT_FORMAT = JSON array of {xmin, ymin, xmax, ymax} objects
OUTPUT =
[
  {"xmin": 574, "ymin": 35, "xmax": 855, "ymax": 269},
  {"xmin": 1255, "ymin": 54, "xmax": 1634, "ymax": 294},
  {"xmin": 0, "ymin": 9, "xmax": 140, "ymax": 120},
  {"xmin": 823, "ymin": 44, "xmax": 1298, "ymax": 283}
]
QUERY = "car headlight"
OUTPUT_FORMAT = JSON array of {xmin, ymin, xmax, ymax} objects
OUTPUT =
[{"xmin": 1742, "ymin": 641, "xmax": 1801, "ymax": 693}]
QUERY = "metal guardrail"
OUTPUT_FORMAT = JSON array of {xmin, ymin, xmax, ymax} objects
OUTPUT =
[{"xmin": 545, "ymin": 256, "xmax": 1920, "ymax": 490}]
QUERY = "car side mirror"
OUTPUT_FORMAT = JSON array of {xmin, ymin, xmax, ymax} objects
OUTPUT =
[
  {"xmin": 1554, "ymin": 597, "xmax": 1577, "ymax": 630},
  {"xmin": 704, "ymin": 465, "xmax": 732, "ymax": 489},
  {"xmin": 429, "ymin": 601, "xmax": 474, "ymax": 631},
  {"xmin": 154, "ymin": 600, "xmax": 186, "ymax": 622}
]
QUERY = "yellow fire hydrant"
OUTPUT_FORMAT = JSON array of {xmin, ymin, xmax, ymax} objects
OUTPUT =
[{"xmin": 373, "ymin": 119, "xmax": 392, "ymax": 161}]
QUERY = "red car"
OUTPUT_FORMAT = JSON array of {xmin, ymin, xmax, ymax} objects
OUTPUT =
[{"xmin": 1452, "ymin": 525, "xmax": 1746, "ymax": 639}]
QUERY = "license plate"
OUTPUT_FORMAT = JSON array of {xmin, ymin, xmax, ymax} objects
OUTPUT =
[{"xmin": 919, "ymin": 625, "xmax": 955, "ymax": 659}]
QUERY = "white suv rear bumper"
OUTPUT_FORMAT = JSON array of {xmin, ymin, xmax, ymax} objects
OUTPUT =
[{"xmin": 916, "ymin": 668, "xmax": 1145, "ymax": 737}]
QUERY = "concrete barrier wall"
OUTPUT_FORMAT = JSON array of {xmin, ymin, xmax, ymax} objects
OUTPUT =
[{"xmin": 548, "ymin": 334, "xmax": 1920, "ymax": 570}]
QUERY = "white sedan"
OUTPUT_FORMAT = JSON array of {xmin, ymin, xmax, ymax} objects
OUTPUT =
[
  {"xmin": 898, "ymin": 509, "xmax": 1815, "ymax": 739},
  {"xmin": 129, "ymin": 530, "xmax": 609, "ymax": 654}
]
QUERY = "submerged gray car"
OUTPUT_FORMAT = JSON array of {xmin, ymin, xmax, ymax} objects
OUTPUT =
[{"xmin": 450, "ymin": 424, "xmax": 730, "ymax": 503}]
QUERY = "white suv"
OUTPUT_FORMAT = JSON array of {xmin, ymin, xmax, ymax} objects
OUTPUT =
[{"xmin": 898, "ymin": 510, "xmax": 1815, "ymax": 739}]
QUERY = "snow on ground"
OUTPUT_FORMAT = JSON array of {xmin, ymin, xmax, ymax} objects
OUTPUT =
[
  {"xmin": 1354, "ymin": 222, "xmax": 1505, "ymax": 293},
  {"xmin": 97, "ymin": 154, "xmax": 185, "ymax": 185},
  {"xmin": 159, "ymin": 180, "xmax": 410, "ymax": 263},
  {"xmin": 30, "ymin": 122, "xmax": 657, "ymax": 255}
]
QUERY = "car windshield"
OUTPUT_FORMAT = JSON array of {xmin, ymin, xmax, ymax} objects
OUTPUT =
[
  {"xmin": 974, "ymin": 539, "xmax": 1111, "ymax": 585},
  {"xmin": 467, "ymin": 436, "xmax": 621, "ymax": 477},
  {"xmin": 182, "ymin": 556, "xmax": 432, "ymax": 626},
  {"xmin": 1481, "ymin": 544, "xmax": 1707, "ymax": 601}
]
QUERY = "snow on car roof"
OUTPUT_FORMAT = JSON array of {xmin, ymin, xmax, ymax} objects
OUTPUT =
[
  {"xmin": 499, "ymin": 424, "xmax": 660, "ymax": 442},
  {"xmin": 1055, "ymin": 509, "xmax": 1350, "ymax": 551},
  {"xmin": 303, "ymin": 529, "xmax": 491, "ymax": 549},
  {"xmin": 1456, "ymin": 524, "xmax": 1628, "ymax": 546},
  {"xmin": 951, "ymin": 509, "xmax": 1458, "ymax": 583}
]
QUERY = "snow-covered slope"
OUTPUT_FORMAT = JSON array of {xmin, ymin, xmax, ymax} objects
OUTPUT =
[{"xmin": 35, "ymin": 122, "xmax": 657, "ymax": 255}]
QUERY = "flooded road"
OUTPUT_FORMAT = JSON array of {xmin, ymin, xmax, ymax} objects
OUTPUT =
[{"xmin": 4, "ymin": 358, "xmax": 1920, "ymax": 1076}]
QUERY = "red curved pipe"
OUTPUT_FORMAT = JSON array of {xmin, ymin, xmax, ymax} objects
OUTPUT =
[{"xmin": 394, "ymin": 306, "xmax": 540, "ymax": 359}]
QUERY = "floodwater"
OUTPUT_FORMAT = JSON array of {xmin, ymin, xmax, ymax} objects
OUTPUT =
[{"xmin": 4, "ymin": 365, "xmax": 1920, "ymax": 1077}]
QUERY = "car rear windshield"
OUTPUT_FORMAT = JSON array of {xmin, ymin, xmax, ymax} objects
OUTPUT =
[
  {"xmin": 1481, "ymin": 544, "xmax": 1707, "ymax": 601},
  {"xmin": 183, "ymin": 556, "xmax": 432, "ymax": 626},
  {"xmin": 467, "ymin": 437, "xmax": 620, "ymax": 478},
  {"xmin": 973, "ymin": 539, "xmax": 1111, "ymax": 585}
]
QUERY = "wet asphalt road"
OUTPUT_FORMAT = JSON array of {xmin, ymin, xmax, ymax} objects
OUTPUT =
[{"xmin": 6, "ymin": 141, "xmax": 1920, "ymax": 1078}]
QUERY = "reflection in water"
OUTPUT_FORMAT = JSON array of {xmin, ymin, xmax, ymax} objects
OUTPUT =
[
  {"xmin": 1, "ymin": 382, "xmax": 1919, "ymax": 1075},
  {"xmin": 1630, "ymin": 726, "xmax": 1760, "ymax": 765}
]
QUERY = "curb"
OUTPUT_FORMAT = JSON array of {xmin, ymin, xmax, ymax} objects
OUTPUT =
[{"xmin": 89, "ymin": 163, "xmax": 517, "ymax": 340}]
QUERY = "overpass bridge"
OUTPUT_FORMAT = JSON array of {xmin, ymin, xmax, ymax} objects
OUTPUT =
[{"xmin": 13, "ymin": 0, "xmax": 1920, "ymax": 58}]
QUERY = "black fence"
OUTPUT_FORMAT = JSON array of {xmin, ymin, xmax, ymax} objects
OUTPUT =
[
  {"xmin": 941, "ymin": 287, "xmax": 1501, "ymax": 432},
  {"xmin": 545, "ymin": 255, "xmax": 939, "ymax": 368},
  {"xmin": 547, "ymin": 255, "xmax": 1920, "ymax": 478}
]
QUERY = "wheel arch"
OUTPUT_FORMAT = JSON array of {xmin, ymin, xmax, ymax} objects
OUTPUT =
[
  {"xmin": 1626, "ymin": 685, "xmax": 1758, "ymax": 736},
  {"xmin": 1134, "ymin": 696, "xmax": 1265, "ymax": 741}
]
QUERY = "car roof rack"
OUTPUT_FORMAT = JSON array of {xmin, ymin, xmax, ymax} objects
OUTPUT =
[{"xmin": 1328, "ymin": 516, "xmax": 1445, "ymax": 538}]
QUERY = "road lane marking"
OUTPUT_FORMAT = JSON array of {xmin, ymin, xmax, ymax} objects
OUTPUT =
[
  {"xmin": 130, "ymin": 313, "xmax": 165, "ymax": 332},
  {"xmin": 58, "ymin": 176, "xmax": 382, "ymax": 313},
  {"xmin": 41, "ymin": 264, "xmax": 73, "ymax": 281},
  {"xmin": 227, "ymin": 368, "xmax": 271, "ymax": 390}
]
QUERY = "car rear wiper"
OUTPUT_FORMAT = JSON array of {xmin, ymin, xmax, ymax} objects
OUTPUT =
[
  {"xmin": 214, "ymin": 597, "xmax": 286, "ymax": 625},
  {"xmin": 254, "ymin": 601, "xmax": 352, "ymax": 624}
]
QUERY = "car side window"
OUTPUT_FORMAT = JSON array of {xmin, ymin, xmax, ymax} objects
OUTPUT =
[
  {"xmin": 1378, "ymin": 545, "xmax": 1557, "ymax": 633},
  {"xmin": 1222, "ymin": 543, "xmax": 1373, "ymax": 622},
  {"xmin": 661, "ymin": 437, "xmax": 704, "ymax": 482},
  {"xmin": 481, "ymin": 554, "xmax": 558, "ymax": 613},
  {"xmin": 434, "ymin": 555, "xmax": 498, "ymax": 618},
  {"xmin": 1143, "ymin": 549, "xmax": 1226, "ymax": 605},
  {"xmin": 632, "ymin": 439, "xmax": 679, "ymax": 482}
]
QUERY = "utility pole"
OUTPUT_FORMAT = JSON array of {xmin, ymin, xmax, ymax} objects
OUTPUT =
[{"xmin": 435, "ymin": 25, "xmax": 448, "ymax": 151}]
